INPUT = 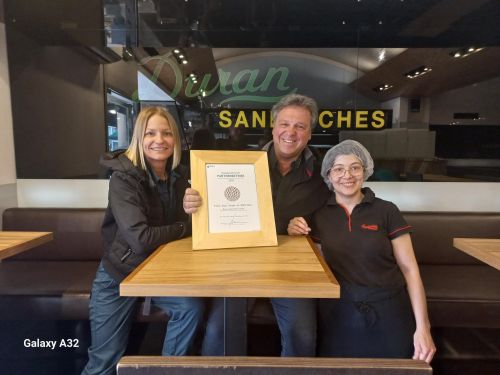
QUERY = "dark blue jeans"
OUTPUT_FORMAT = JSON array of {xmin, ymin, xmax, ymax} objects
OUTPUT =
[
  {"xmin": 201, "ymin": 297, "xmax": 317, "ymax": 356},
  {"xmin": 82, "ymin": 263, "xmax": 205, "ymax": 375}
]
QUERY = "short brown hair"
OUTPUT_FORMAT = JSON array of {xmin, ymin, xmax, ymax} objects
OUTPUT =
[{"xmin": 271, "ymin": 93, "xmax": 318, "ymax": 128}]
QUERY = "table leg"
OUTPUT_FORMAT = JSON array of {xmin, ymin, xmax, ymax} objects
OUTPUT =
[{"xmin": 223, "ymin": 297, "xmax": 247, "ymax": 355}]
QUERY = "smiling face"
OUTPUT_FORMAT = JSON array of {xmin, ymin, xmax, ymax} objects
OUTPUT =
[
  {"xmin": 328, "ymin": 154, "xmax": 365, "ymax": 201},
  {"xmin": 272, "ymin": 105, "xmax": 312, "ymax": 163},
  {"xmin": 142, "ymin": 114, "xmax": 175, "ymax": 169}
]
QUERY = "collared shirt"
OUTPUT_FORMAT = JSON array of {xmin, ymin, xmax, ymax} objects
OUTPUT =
[
  {"xmin": 268, "ymin": 148, "xmax": 304, "ymax": 205},
  {"xmin": 311, "ymin": 187, "xmax": 411, "ymax": 288},
  {"xmin": 262, "ymin": 141, "xmax": 331, "ymax": 234}
]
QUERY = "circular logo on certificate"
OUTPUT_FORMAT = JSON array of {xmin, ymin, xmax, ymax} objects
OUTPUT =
[{"xmin": 224, "ymin": 186, "xmax": 241, "ymax": 201}]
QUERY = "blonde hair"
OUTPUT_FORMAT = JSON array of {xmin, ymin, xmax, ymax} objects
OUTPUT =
[{"xmin": 125, "ymin": 106, "xmax": 182, "ymax": 171}]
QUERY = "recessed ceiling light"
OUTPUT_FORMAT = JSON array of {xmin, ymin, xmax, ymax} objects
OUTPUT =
[
  {"xmin": 373, "ymin": 84, "xmax": 393, "ymax": 92},
  {"xmin": 378, "ymin": 49, "xmax": 386, "ymax": 62},
  {"xmin": 404, "ymin": 65, "xmax": 432, "ymax": 79},
  {"xmin": 450, "ymin": 47, "xmax": 484, "ymax": 59}
]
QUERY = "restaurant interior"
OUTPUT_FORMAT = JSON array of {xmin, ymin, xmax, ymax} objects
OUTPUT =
[{"xmin": 0, "ymin": 1, "xmax": 499, "ymax": 374}]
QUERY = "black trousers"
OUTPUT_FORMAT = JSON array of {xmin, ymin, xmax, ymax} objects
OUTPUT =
[{"xmin": 318, "ymin": 284, "xmax": 415, "ymax": 358}]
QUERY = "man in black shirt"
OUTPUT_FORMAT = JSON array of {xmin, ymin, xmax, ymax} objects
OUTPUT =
[{"xmin": 183, "ymin": 94, "xmax": 330, "ymax": 356}]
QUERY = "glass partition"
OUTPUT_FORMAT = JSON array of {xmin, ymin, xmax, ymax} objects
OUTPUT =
[
  {"xmin": 4, "ymin": 0, "xmax": 500, "ymax": 180},
  {"xmin": 106, "ymin": 89, "xmax": 136, "ymax": 152}
]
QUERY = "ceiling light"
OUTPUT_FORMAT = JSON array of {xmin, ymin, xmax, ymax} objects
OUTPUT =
[
  {"xmin": 378, "ymin": 49, "xmax": 386, "ymax": 62},
  {"xmin": 108, "ymin": 109, "xmax": 117, "ymax": 115},
  {"xmin": 450, "ymin": 47, "xmax": 484, "ymax": 59},
  {"xmin": 404, "ymin": 65, "xmax": 432, "ymax": 79},
  {"xmin": 373, "ymin": 83, "xmax": 393, "ymax": 92},
  {"xmin": 172, "ymin": 48, "xmax": 189, "ymax": 66}
]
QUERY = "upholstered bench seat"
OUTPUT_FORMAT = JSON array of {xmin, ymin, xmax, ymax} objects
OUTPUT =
[
  {"xmin": 2, "ymin": 208, "xmax": 500, "ymax": 330},
  {"xmin": 420, "ymin": 264, "xmax": 500, "ymax": 327}
]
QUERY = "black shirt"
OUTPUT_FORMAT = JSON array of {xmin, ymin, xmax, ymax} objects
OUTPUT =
[
  {"xmin": 148, "ymin": 167, "xmax": 178, "ymax": 225},
  {"xmin": 263, "ymin": 142, "xmax": 331, "ymax": 234},
  {"xmin": 268, "ymin": 149, "xmax": 303, "ymax": 204},
  {"xmin": 311, "ymin": 187, "xmax": 411, "ymax": 288}
]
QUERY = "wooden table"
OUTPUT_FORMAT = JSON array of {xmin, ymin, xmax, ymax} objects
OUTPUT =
[
  {"xmin": 453, "ymin": 238, "xmax": 500, "ymax": 270},
  {"xmin": 0, "ymin": 231, "xmax": 53, "ymax": 260},
  {"xmin": 121, "ymin": 235, "xmax": 340, "ymax": 355}
]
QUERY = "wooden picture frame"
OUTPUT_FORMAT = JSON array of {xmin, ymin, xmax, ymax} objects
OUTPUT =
[{"xmin": 190, "ymin": 150, "xmax": 277, "ymax": 250}]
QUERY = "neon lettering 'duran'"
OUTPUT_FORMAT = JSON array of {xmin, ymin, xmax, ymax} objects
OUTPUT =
[{"xmin": 138, "ymin": 55, "xmax": 297, "ymax": 103}]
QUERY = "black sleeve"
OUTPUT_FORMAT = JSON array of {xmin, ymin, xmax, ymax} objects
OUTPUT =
[
  {"xmin": 386, "ymin": 202, "xmax": 412, "ymax": 240},
  {"xmin": 309, "ymin": 211, "xmax": 322, "ymax": 244},
  {"xmin": 109, "ymin": 172, "xmax": 185, "ymax": 255}
]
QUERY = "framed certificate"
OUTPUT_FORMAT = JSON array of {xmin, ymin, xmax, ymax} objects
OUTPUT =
[{"xmin": 190, "ymin": 150, "xmax": 277, "ymax": 250}]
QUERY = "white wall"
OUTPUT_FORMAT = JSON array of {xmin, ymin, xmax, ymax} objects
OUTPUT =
[
  {"xmin": 407, "ymin": 97, "xmax": 431, "ymax": 125},
  {"xmin": 15, "ymin": 179, "xmax": 500, "ymax": 212},
  {"xmin": 382, "ymin": 97, "xmax": 402, "ymax": 127},
  {"xmin": 430, "ymin": 75, "xmax": 500, "ymax": 125},
  {"xmin": 0, "ymin": 20, "xmax": 16, "ymax": 185},
  {"xmin": 0, "ymin": 18, "xmax": 18, "ymax": 227}
]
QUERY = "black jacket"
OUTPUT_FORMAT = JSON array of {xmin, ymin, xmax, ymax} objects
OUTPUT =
[
  {"xmin": 263, "ymin": 142, "xmax": 331, "ymax": 234},
  {"xmin": 100, "ymin": 151, "xmax": 190, "ymax": 282}
]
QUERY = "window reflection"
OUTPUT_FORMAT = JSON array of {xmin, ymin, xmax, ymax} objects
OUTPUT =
[
  {"xmin": 106, "ymin": 90, "xmax": 135, "ymax": 152},
  {"xmin": 4, "ymin": 0, "xmax": 500, "ymax": 180}
]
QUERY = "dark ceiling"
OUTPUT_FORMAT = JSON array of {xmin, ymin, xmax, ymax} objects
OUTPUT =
[
  {"xmin": 4, "ymin": 0, "xmax": 500, "ymax": 104},
  {"xmin": 3, "ymin": 0, "xmax": 500, "ymax": 47},
  {"xmin": 140, "ymin": 0, "xmax": 500, "ymax": 48}
]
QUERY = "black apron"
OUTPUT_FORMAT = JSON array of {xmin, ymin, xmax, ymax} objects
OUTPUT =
[{"xmin": 318, "ymin": 284, "xmax": 415, "ymax": 358}]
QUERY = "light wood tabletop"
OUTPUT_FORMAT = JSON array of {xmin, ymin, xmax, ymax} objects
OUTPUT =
[
  {"xmin": 453, "ymin": 238, "xmax": 500, "ymax": 271},
  {"xmin": 0, "ymin": 231, "xmax": 53, "ymax": 260},
  {"xmin": 121, "ymin": 235, "xmax": 340, "ymax": 298}
]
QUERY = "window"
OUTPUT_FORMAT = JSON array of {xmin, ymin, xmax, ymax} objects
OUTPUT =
[{"xmin": 106, "ymin": 89, "xmax": 136, "ymax": 151}]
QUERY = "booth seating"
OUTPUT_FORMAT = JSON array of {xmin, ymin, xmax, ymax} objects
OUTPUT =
[
  {"xmin": 1, "ymin": 208, "xmax": 500, "ymax": 329},
  {"xmin": 0, "ymin": 208, "xmax": 104, "ymax": 321},
  {"xmin": 251, "ymin": 212, "xmax": 500, "ymax": 329},
  {"xmin": 404, "ymin": 212, "xmax": 500, "ymax": 328}
]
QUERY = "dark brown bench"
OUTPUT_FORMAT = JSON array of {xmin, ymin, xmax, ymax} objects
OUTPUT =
[
  {"xmin": 1, "ymin": 208, "xmax": 499, "ymax": 329},
  {"xmin": 404, "ymin": 212, "xmax": 500, "ymax": 328}
]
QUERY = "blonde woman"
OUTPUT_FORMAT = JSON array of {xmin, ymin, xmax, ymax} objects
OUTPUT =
[{"xmin": 82, "ymin": 107, "xmax": 204, "ymax": 375}]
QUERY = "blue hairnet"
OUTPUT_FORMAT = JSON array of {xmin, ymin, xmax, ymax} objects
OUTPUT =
[{"xmin": 321, "ymin": 140, "xmax": 374, "ymax": 190}]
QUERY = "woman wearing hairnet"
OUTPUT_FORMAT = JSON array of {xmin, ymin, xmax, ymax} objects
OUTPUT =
[{"xmin": 288, "ymin": 140, "xmax": 435, "ymax": 363}]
